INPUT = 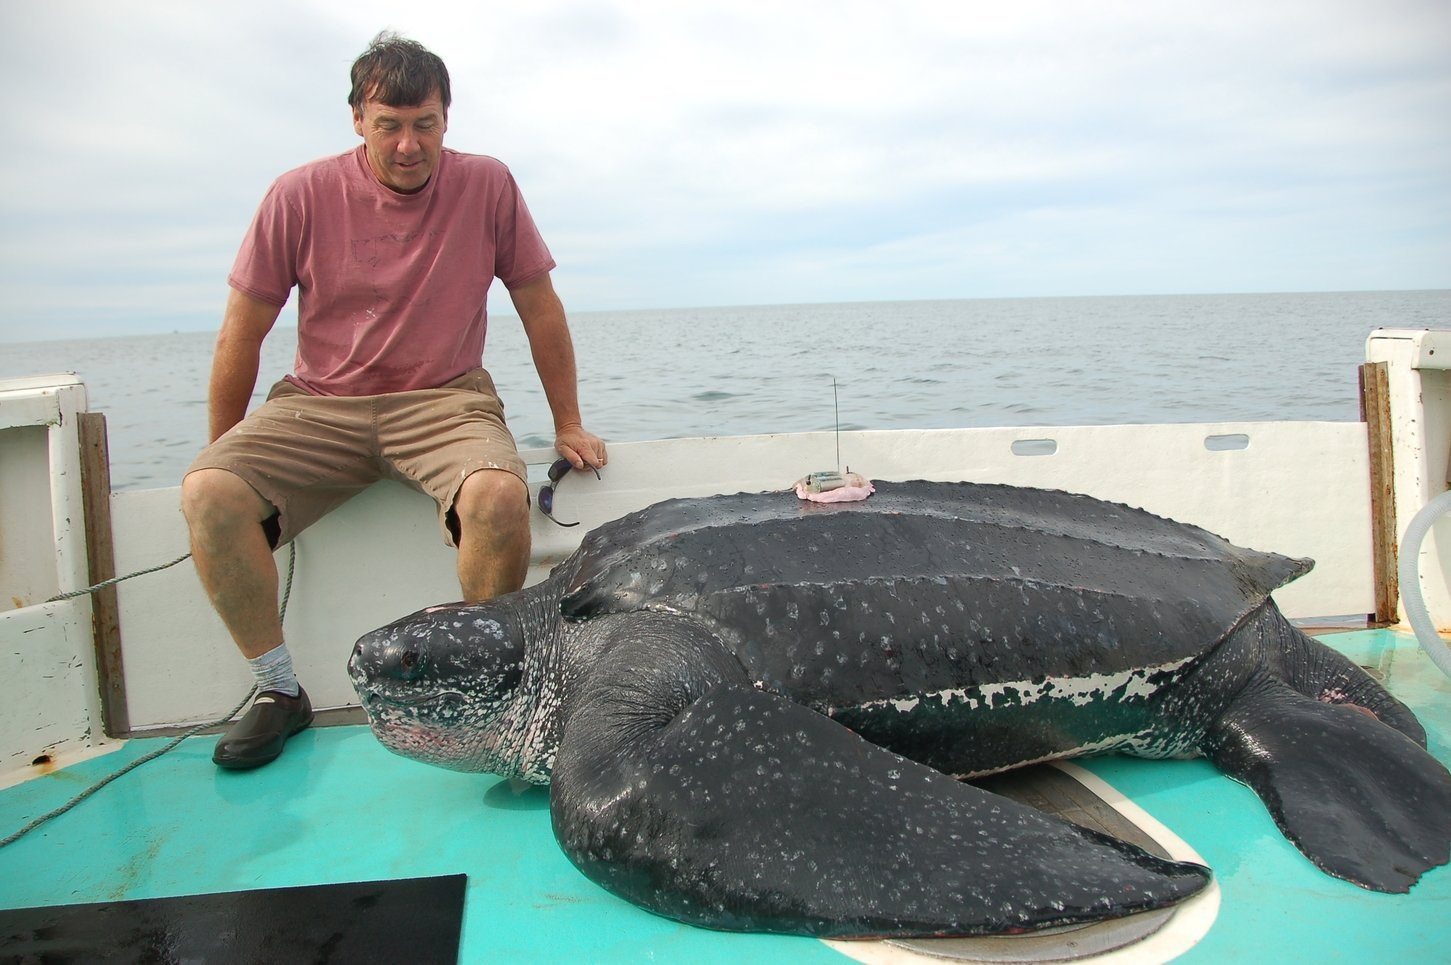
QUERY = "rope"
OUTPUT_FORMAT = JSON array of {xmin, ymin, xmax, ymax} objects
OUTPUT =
[
  {"xmin": 279, "ymin": 538, "xmax": 297, "ymax": 623},
  {"xmin": 0, "ymin": 686, "xmax": 257, "ymax": 849},
  {"xmin": 2, "ymin": 541, "xmax": 298, "ymax": 849},
  {"xmin": 45, "ymin": 552, "xmax": 193, "ymax": 603}
]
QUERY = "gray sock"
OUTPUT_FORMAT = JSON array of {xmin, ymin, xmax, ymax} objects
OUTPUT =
[{"xmin": 247, "ymin": 642, "xmax": 300, "ymax": 697}]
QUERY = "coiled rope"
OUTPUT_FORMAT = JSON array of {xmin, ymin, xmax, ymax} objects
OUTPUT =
[{"xmin": 1, "ymin": 542, "xmax": 298, "ymax": 849}]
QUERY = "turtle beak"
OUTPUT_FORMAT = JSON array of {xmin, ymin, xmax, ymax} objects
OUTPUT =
[{"xmin": 349, "ymin": 601, "xmax": 527, "ymax": 710}]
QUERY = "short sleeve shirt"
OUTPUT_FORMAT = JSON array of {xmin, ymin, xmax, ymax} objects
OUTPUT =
[{"xmin": 229, "ymin": 146, "xmax": 556, "ymax": 396}]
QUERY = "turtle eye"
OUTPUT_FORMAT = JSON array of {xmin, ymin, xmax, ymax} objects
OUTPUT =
[{"xmin": 399, "ymin": 649, "xmax": 422, "ymax": 677}]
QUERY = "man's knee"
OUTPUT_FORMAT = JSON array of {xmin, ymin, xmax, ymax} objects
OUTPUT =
[
  {"xmin": 181, "ymin": 468, "xmax": 273, "ymax": 533},
  {"xmin": 451, "ymin": 469, "xmax": 529, "ymax": 538}
]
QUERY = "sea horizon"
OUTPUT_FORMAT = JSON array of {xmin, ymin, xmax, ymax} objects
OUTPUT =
[
  {"xmin": 3, "ymin": 288, "xmax": 1449, "ymax": 490},
  {"xmin": 2, "ymin": 286, "xmax": 1447, "ymax": 347}
]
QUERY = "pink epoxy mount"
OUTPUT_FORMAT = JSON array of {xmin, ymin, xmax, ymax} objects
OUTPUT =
[{"xmin": 794, "ymin": 471, "xmax": 875, "ymax": 503}]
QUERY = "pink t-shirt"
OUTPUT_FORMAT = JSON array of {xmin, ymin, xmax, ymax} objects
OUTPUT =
[{"xmin": 229, "ymin": 146, "xmax": 556, "ymax": 396}]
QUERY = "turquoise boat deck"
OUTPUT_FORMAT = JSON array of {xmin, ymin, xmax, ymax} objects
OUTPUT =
[{"xmin": 2, "ymin": 629, "xmax": 1447, "ymax": 962}]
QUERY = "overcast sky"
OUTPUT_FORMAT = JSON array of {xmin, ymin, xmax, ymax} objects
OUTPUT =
[{"xmin": 1, "ymin": 0, "xmax": 1447, "ymax": 342}]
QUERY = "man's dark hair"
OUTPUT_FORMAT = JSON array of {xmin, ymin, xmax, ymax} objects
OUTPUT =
[{"xmin": 348, "ymin": 31, "xmax": 451, "ymax": 113}]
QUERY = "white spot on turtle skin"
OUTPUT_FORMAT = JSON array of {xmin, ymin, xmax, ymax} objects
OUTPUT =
[{"xmin": 835, "ymin": 656, "xmax": 1192, "ymax": 716}]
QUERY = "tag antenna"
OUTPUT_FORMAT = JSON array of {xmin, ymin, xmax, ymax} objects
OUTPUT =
[{"xmin": 833, "ymin": 377, "xmax": 841, "ymax": 472}]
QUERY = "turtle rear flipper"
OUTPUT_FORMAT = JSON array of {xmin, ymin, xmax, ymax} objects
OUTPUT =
[
  {"xmin": 1205, "ymin": 674, "xmax": 1451, "ymax": 893},
  {"xmin": 550, "ymin": 612, "xmax": 1210, "ymax": 938}
]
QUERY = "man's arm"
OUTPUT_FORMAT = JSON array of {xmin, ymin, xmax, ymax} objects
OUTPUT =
[
  {"xmin": 208, "ymin": 288, "xmax": 284, "ymax": 442},
  {"xmin": 510, "ymin": 272, "xmax": 607, "ymax": 470}
]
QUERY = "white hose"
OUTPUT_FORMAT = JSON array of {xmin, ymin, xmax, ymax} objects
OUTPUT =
[{"xmin": 1398, "ymin": 488, "xmax": 1451, "ymax": 679}]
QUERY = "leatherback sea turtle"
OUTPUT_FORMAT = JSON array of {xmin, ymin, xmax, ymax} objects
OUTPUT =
[{"xmin": 349, "ymin": 480, "xmax": 1451, "ymax": 938}]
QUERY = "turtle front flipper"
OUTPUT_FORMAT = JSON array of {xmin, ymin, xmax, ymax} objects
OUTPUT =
[
  {"xmin": 549, "ymin": 612, "xmax": 1210, "ymax": 938},
  {"xmin": 1204, "ymin": 672, "xmax": 1451, "ymax": 893}
]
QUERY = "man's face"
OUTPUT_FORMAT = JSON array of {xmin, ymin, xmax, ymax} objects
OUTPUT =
[{"xmin": 353, "ymin": 91, "xmax": 447, "ymax": 193}]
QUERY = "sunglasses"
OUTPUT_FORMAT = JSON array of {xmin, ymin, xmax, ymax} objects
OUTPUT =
[{"xmin": 538, "ymin": 457, "xmax": 601, "ymax": 527}]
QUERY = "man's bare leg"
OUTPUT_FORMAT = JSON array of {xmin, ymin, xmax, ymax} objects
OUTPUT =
[
  {"xmin": 452, "ymin": 469, "xmax": 532, "ymax": 601},
  {"xmin": 180, "ymin": 468, "xmax": 283, "ymax": 659},
  {"xmin": 181, "ymin": 467, "xmax": 312, "ymax": 768}
]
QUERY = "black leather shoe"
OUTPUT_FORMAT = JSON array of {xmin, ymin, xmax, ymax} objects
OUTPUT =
[{"xmin": 213, "ymin": 687, "xmax": 314, "ymax": 770}]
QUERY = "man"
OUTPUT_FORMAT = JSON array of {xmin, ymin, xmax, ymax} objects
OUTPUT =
[{"xmin": 181, "ymin": 32, "xmax": 606, "ymax": 770}]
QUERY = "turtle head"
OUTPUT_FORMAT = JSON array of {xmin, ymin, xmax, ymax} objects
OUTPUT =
[{"xmin": 349, "ymin": 599, "xmax": 534, "ymax": 777}]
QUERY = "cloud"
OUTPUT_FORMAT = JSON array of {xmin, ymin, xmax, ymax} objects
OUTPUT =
[{"xmin": 0, "ymin": 0, "xmax": 1447, "ymax": 341}]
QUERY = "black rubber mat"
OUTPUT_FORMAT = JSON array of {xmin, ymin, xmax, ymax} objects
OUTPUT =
[{"xmin": 0, "ymin": 873, "xmax": 465, "ymax": 964}]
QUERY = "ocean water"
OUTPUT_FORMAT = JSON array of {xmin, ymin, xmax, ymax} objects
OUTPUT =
[{"xmin": 3, "ymin": 290, "xmax": 1448, "ymax": 491}]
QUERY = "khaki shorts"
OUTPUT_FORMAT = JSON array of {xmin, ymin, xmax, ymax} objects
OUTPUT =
[{"xmin": 186, "ymin": 368, "xmax": 527, "ymax": 547}]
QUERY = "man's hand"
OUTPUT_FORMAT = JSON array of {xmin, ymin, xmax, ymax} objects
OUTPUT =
[{"xmin": 555, "ymin": 422, "xmax": 607, "ymax": 471}]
